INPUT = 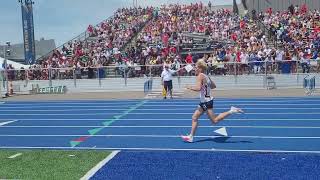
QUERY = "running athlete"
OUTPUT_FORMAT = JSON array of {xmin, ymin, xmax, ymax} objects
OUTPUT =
[{"xmin": 181, "ymin": 59, "xmax": 244, "ymax": 143}]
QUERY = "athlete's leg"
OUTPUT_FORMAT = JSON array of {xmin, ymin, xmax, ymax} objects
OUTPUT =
[
  {"xmin": 190, "ymin": 107, "xmax": 204, "ymax": 136},
  {"xmin": 182, "ymin": 106, "xmax": 204, "ymax": 143},
  {"xmin": 207, "ymin": 106, "xmax": 243, "ymax": 124}
]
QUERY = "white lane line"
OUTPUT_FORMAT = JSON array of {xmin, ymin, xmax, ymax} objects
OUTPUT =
[
  {"xmin": 1, "ymin": 102, "xmax": 320, "ymax": 107},
  {"xmin": 4, "ymin": 100, "xmax": 320, "ymax": 106},
  {"xmin": 0, "ymin": 112, "xmax": 318, "ymax": 115},
  {"xmin": 3, "ymin": 118, "xmax": 320, "ymax": 121},
  {"xmin": 94, "ymin": 112, "xmax": 320, "ymax": 115},
  {"xmin": 0, "ymin": 107, "xmax": 320, "ymax": 111},
  {"xmin": 109, "ymin": 118, "xmax": 320, "ymax": 121},
  {"xmin": 0, "ymin": 135, "xmax": 319, "ymax": 139},
  {"xmin": 8, "ymin": 153, "xmax": 22, "ymax": 159},
  {"xmin": 0, "ymin": 113, "xmax": 111, "ymax": 116},
  {"xmin": 0, "ymin": 119, "xmax": 107, "ymax": 121},
  {"xmin": 2, "ymin": 125, "xmax": 320, "ymax": 128},
  {"xmin": 144, "ymin": 100, "xmax": 320, "ymax": 103},
  {"xmin": 0, "ymin": 120, "xmax": 17, "ymax": 127},
  {"xmin": 80, "ymin": 150, "xmax": 120, "ymax": 180},
  {"xmin": 1, "ymin": 146, "xmax": 320, "ymax": 154},
  {"xmin": 0, "ymin": 109, "xmax": 123, "ymax": 112}
]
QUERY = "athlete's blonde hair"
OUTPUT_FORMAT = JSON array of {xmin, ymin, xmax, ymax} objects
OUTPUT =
[{"xmin": 196, "ymin": 59, "xmax": 208, "ymax": 71}]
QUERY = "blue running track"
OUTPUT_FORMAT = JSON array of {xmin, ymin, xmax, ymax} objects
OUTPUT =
[{"xmin": 0, "ymin": 97, "xmax": 320, "ymax": 179}]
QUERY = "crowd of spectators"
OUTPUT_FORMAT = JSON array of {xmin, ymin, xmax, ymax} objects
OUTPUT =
[
  {"xmin": 24, "ymin": 7, "xmax": 153, "ymax": 80},
  {"xmin": 261, "ymin": 4, "xmax": 320, "ymax": 73},
  {"xmin": 117, "ymin": 3, "xmax": 319, "ymax": 77},
  {"xmin": 5, "ymin": 3, "xmax": 320, "ymax": 81}
]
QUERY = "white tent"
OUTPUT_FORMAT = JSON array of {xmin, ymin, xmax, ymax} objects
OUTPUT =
[{"xmin": 0, "ymin": 57, "xmax": 30, "ymax": 69}]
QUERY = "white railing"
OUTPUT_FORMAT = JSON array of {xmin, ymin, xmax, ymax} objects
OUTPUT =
[{"xmin": 0, "ymin": 60, "xmax": 318, "ymax": 94}]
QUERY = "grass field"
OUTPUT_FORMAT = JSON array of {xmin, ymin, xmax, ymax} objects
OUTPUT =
[{"xmin": 0, "ymin": 150, "xmax": 111, "ymax": 180}]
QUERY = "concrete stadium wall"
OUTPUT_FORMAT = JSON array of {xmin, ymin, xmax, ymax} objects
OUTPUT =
[{"xmin": 9, "ymin": 74, "xmax": 319, "ymax": 94}]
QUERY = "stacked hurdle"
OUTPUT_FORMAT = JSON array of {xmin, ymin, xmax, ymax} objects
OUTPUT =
[
  {"xmin": 144, "ymin": 77, "xmax": 153, "ymax": 95},
  {"xmin": 303, "ymin": 75, "xmax": 316, "ymax": 96}
]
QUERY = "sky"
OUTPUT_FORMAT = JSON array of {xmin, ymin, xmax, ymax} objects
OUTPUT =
[{"xmin": 0, "ymin": 0, "xmax": 238, "ymax": 47}]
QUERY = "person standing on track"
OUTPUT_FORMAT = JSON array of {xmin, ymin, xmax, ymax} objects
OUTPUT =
[
  {"xmin": 181, "ymin": 59, "xmax": 244, "ymax": 143},
  {"xmin": 161, "ymin": 64, "xmax": 176, "ymax": 99}
]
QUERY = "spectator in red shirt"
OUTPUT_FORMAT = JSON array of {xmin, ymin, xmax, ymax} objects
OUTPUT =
[{"xmin": 185, "ymin": 53, "xmax": 193, "ymax": 64}]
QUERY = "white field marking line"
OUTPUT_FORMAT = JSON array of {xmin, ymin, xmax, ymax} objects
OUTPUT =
[
  {"xmin": 7, "ymin": 118, "xmax": 320, "ymax": 121},
  {"xmin": 8, "ymin": 153, "xmax": 22, "ymax": 159},
  {"xmin": 0, "ymin": 120, "xmax": 17, "ymax": 127},
  {"xmin": 1, "ymin": 135, "xmax": 320, "ymax": 139},
  {"xmin": 0, "ymin": 112, "xmax": 306, "ymax": 116},
  {"xmin": 2, "ymin": 104, "xmax": 320, "ymax": 108},
  {"xmin": 3, "ymin": 125, "xmax": 320, "ymax": 128},
  {"xmin": 114, "ymin": 100, "xmax": 320, "ymax": 103},
  {"xmin": 0, "ymin": 113, "xmax": 111, "ymax": 116},
  {"xmin": 0, "ymin": 109, "xmax": 128, "ymax": 112},
  {"xmin": 4, "ymin": 99, "xmax": 320, "ymax": 106},
  {"xmin": 4, "ymin": 112, "xmax": 314, "ymax": 116},
  {"xmin": 0, "ymin": 119, "xmax": 107, "ymax": 121},
  {"xmin": 0, "ymin": 102, "xmax": 320, "ymax": 110},
  {"xmin": 94, "ymin": 112, "xmax": 320, "ymax": 115},
  {"xmin": 80, "ymin": 150, "xmax": 120, "ymax": 180},
  {"xmin": 2, "ymin": 107, "xmax": 320, "ymax": 112},
  {"xmin": 1, "ymin": 97, "xmax": 317, "ymax": 100},
  {"xmin": 1, "ymin": 146, "xmax": 320, "ymax": 154}
]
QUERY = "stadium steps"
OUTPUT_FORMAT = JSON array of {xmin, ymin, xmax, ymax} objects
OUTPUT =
[{"xmin": 122, "ymin": 15, "xmax": 155, "ymax": 51}]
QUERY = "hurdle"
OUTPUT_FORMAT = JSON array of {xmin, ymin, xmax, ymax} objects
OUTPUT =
[
  {"xmin": 144, "ymin": 77, "xmax": 153, "ymax": 95},
  {"xmin": 303, "ymin": 75, "xmax": 316, "ymax": 96}
]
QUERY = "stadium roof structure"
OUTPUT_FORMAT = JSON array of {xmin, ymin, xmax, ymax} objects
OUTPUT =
[{"xmin": 0, "ymin": 57, "xmax": 30, "ymax": 69}]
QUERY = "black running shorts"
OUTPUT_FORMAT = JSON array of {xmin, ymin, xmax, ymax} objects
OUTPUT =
[
  {"xmin": 198, "ymin": 99, "xmax": 214, "ymax": 111},
  {"xmin": 163, "ymin": 80, "xmax": 173, "ymax": 91}
]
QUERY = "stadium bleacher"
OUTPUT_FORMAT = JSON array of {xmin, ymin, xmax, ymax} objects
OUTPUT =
[{"xmin": 2, "ymin": 3, "xmax": 320, "ymax": 81}]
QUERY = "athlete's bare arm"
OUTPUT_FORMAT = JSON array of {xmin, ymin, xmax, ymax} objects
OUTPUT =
[
  {"xmin": 187, "ymin": 74, "xmax": 203, "ymax": 92},
  {"xmin": 208, "ymin": 76, "xmax": 216, "ymax": 89}
]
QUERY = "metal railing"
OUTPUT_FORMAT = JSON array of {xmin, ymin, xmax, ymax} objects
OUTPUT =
[{"xmin": 1, "ymin": 59, "xmax": 318, "ymax": 94}]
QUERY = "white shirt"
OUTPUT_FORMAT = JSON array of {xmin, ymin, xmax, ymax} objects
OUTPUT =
[
  {"xmin": 200, "ymin": 74, "xmax": 212, "ymax": 103},
  {"xmin": 276, "ymin": 50, "xmax": 284, "ymax": 61},
  {"xmin": 161, "ymin": 69, "xmax": 175, "ymax": 82}
]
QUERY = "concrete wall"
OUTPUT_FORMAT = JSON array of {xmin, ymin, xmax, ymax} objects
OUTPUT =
[{"xmin": 9, "ymin": 74, "xmax": 319, "ymax": 94}]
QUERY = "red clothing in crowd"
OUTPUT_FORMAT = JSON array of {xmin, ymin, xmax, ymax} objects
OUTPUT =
[
  {"xmin": 231, "ymin": 32, "xmax": 237, "ymax": 41},
  {"xmin": 170, "ymin": 47, "xmax": 177, "ymax": 54},
  {"xmin": 162, "ymin": 47, "xmax": 169, "ymax": 57},
  {"xmin": 301, "ymin": 4, "xmax": 308, "ymax": 14},
  {"xmin": 240, "ymin": 20, "xmax": 245, "ymax": 29},
  {"xmin": 236, "ymin": 51, "xmax": 241, "ymax": 62},
  {"xmin": 87, "ymin": 25, "xmax": 93, "ymax": 33},
  {"xmin": 185, "ymin": 54, "xmax": 193, "ymax": 64},
  {"xmin": 266, "ymin": 8, "xmax": 272, "ymax": 16},
  {"xmin": 162, "ymin": 33, "xmax": 169, "ymax": 46},
  {"xmin": 198, "ymin": 25, "xmax": 205, "ymax": 33}
]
